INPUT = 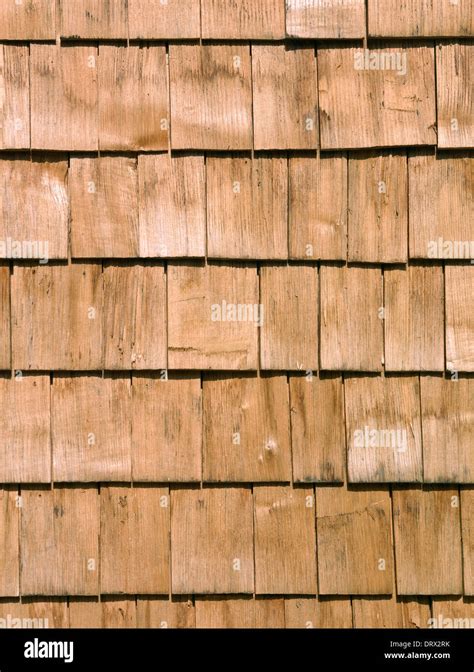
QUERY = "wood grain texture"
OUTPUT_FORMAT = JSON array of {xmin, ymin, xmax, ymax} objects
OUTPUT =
[
  {"xmin": 286, "ymin": 0, "xmax": 365, "ymax": 38},
  {"xmin": 0, "ymin": 487, "xmax": 19, "ymax": 597},
  {"xmin": 101, "ymin": 486, "xmax": 170, "ymax": 595},
  {"xmin": 437, "ymin": 44, "xmax": 473, "ymax": 148},
  {"xmin": 252, "ymin": 45, "xmax": 318, "ymax": 150},
  {"xmin": 202, "ymin": 374, "xmax": 291, "ymax": 482},
  {"xmin": 431, "ymin": 597, "xmax": 474, "ymax": 627},
  {"xmin": 254, "ymin": 486, "xmax": 317, "ymax": 594},
  {"xmin": 384, "ymin": 265, "xmax": 444, "ymax": 371},
  {"xmin": 392, "ymin": 488, "xmax": 463, "ymax": 595},
  {"xmin": 30, "ymin": 45, "xmax": 98, "ymax": 151},
  {"xmin": 103, "ymin": 263, "xmax": 167, "ymax": 370},
  {"xmin": 0, "ymin": 599, "xmax": 68, "ymax": 628},
  {"xmin": 129, "ymin": 0, "xmax": 200, "ymax": 39},
  {"xmin": 409, "ymin": 153, "xmax": 473, "ymax": 259},
  {"xmin": 345, "ymin": 375, "xmax": 422, "ymax": 483},
  {"xmin": 167, "ymin": 262, "xmax": 259, "ymax": 370},
  {"xmin": 421, "ymin": 377, "xmax": 474, "ymax": 483},
  {"xmin": 318, "ymin": 46, "xmax": 436, "ymax": 149},
  {"xmin": 289, "ymin": 375, "xmax": 345, "ymax": 483},
  {"xmin": 316, "ymin": 486, "xmax": 394, "ymax": 595},
  {"xmin": 461, "ymin": 489, "xmax": 473, "ymax": 595},
  {"xmin": 289, "ymin": 155, "xmax": 347, "ymax": 261},
  {"xmin": 0, "ymin": 156, "xmax": 68, "ymax": 261},
  {"xmin": 0, "ymin": 266, "xmax": 10, "ymax": 370},
  {"xmin": 202, "ymin": 0, "xmax": 285, "ymax": 39},
  {"xmin": 0, "ymin": 45, "xmax": 30, "ymax": 150},
  {"xmin": 69, "ymin": 599, "xmax": 101, "ymax": 628},
  {"xmin": 260, "ymin": 265, "xmax": 318, "ymax": 371},
  {"xmin": 348, "ymin": 152, "xmax": 407, "ymax": 263},
  {"xmin": 352, "ymin": 596, "xmax": 430, "ymax": 628},
  {"xmin": 137, "ymin": 598, "xmax": 195, "ymax": 628},
  {"xmin": 320, "ymin": 266, "xmax": 383, "ymax": 371},
  {"xmin": 195, "ymin": 597, "xmax": 285, "ymax": 628},
  {"xmin": 70, "ymin": 156, "xmax": 139, "ymax": 258},
  {"xmin": 171, "ymin": 488, "xmax": 254, "ymax": 594},
  {"xmin": 284, "ymin": 598, "xmax": 353, "ymax": 628},
  {"xmin": 170, "ymin": 45, "xmax": 252, "ymax": 150},
  {"xmin": 99, "ymin": 45, "xmax": 168, "ymax": 151},
  {"xmin": 52, "ymin": 375, "xmax": 132, "ymax": 483},
  {"xmin": 59, "ymin": 0, "xmax": 128, "ymax": 38},
  {"xmin": 0, "ymin": 375, "xmax": 50, "ymax": 483},
  {"xmin": 20, "ymin": 487, "xmax": 99, "ymax": 596},
  {"xmin": 0, "ymin": 0, "xmax": 55, "ymax": 39},
  {"xmin": 445, "ymin": 265, "xmax": 474, "ymax": 372},
  {"xmin": 369, "ymin": 0, "xmax": 473, "ymax": 37},
  {"xmin": 138, "ymin": 154, "xmax": 205, "ymax": 258},
  {"xmin": 132, "ymin": 374, "xmax": 202, "ymax": 483},
  {"xmin": 207, "ymin": 156, "xmax": 288, "ymax": 260},
  {"xmin": 11, "ymin": 263, "xmax": 103, "ymax": 371},
  {"xmin": 102, "ymin": 598, "xmax": 136, "ymax": 628}
]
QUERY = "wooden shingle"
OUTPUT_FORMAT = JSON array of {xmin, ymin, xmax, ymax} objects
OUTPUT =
[
  {"xmin": 202, "ymin": 374, "xmax": 291, "ymax": 482},
  {"xmin": 59, "ymin": 0, "xmax": 128, "ymax": 38},
  {"xmin": 285, "ymin": 598, "xmax": 353, "ymax": 628},
  {"xmin": 421, "ymin": 377, "xmax": 474, "ymax": 483},
  {"xmin": 103, "ymin": 263, "xmax": 167, "ymax": 370},
  {"xmin": 52, "ymin": 375, "xmax": 132, "ymax": 483},
  {"xmin": 0, "ymin": 0, "xmax": 55, "ymax": 40},
  {"xmin": 70, "ymin": 156, "xmax": 139, "ymax": 258},
  {"xmin": 99, "ymin": 45, "xmax": 168, "ymax": 151},
  {"xmin": 0, "ymin": 598, "xmax": 69, "ymax": 628},
  {"xmin": 461, "ymin": 489, "xmax": 473, "ymax": 595},
  {"xmin": 320, "ymin": 266, "xmax": 383, "ymax": 371},
  {"xmin": 171, "ymin": 488, "xmax": 254, "ymax": 594},
  {"xmin": 254, "ymin": 486, "xmax": 317, "ymax": 594},
  {"xmin": 132, "ymin": 374, "xmax": 202, "ymax": 483},
  {"xmin": 348, "ymin": 152, "xmax": 407, "ymax": 263},
  {"xmin": 446, "ymin": 265, "xmax": 474, "ymax": 372},
  {"xmin": 201, "ymin": 0, "xmax": 285, "ymax": 39},
  {"xmin": 392, "ymin": 488, "xmax": 463, "ymax": 595},
  {"xmin": 128, "ymin": 0, "xmax": 200, "ymax": 39},
  {"xmin": 260, "ymin": 265, "xmax": 318, "ymax": 371},
  {"xmin": 252, "ymin": 45, "xmax": 318, "ymax": 150},
  {"xmin": 369, "ymin": 0, "xmax": 473, "ymax": 37},
  {"xmin": 384, "ymin": 265, "xmax": 444, "ymax": 371},
  {"xmin": 138, "ymin": 154, "xmax": 205, "ymax": 259},
  {"xmin": 316, "ymin": 486, "xmax": 394, "ymax": 595},
  {"xmin": 30, "ymin": 45, "xmax": 98, "ymax": 151},
  {"xmin": 195, "ymin": 597, "xmax": 285, "ymax": 628},
  {"xmin": 286, "ymin": 0, "xmax": 365, "ymax": 38},
  {"xmin": 12, "ymin": 263, "xmax": 103, "ymax": 371},
  {"xmin": 170, "ymin": 45, "xmax": 252, "ymax": 151},
  {"xmin": 167, "ymin": 263, "xmax": 259, "ymax": 370},
  {"xmin": 0, "ymin": 45, "xmax": 30, "ymax": 150},
  {"xmin": 318, "ymin": 46, "xmax": 436, "ymax": 149},
  {"xmin": 0, "ymin": 487, "xmax": 19, "ymax": 597},
  {"xmin": 289, "ymin": 155, "xmax": 347, "ymax": 261},
  {"xmin": 431, "ymin": 597, "xmax": 474, "ymax": 627},
  {"xmin": 206, "ymin": 156, "xmax": 288, "ymax": 260},
  {"xmin": 0, "ymin": 156, "xmax": 68, "ymax": 261},
  {"xmin": 101, "ymin": 486, "xmax": 170, "ymax": 595},
  {"xmin": 0, "ymin": 375, "xmax": 50, "ymax": 483},
  {"xmin": 69, "ymin": 599, "xmax": 101, "ymax": 628},
  {"xmin": 289, "ymin": 375, "xmax": 345, "ymax": 483},
  {"xmin": 345, "ymin": 375, "xmax": 422, "ymax": 483},
  {"xmin": 20, "ymin": 487, "xmax": 99, "ymax": 596},
  {"xmin": 352, "ymin": 597, "xmax": 430, "ymax": 628},
  {"xmin": 137, "ymin": 598, "xmax": 195, "ymax": 629},
  {"xmin": 409, "ymin": 153, "xmax": 473, "ymax": 260},
  {"xmin": 0, "ymin": 266, "xmax": 10, "ymax": 370},
  {"xmin": 437, "ymin": 44, "xmax": 473, "ymax": 148},
  {"xmin": 102, "ymin": 598, "xmax": 136, "ymax": 628}
]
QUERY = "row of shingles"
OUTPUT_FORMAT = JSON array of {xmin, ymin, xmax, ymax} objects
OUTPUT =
[
  {"xmin": 1, "ymin": 595, "xmax": 473, "ymax": 629},
  {"xmin": 1, "ymin": 151, "xmax": 472, "ymax": 261},
  {"xmin": 1, "ymin": 0, "xmax": 472, "ymax": 41},
  {"xmin": 0, "ymin": 41, "xmax": 471, "ymax": 151},
  {"xmin": 0, "ymin": 260, "xmax": 472, "ymax": 372},
  {"xmin": 0, "ymin": 484, "xmax": 472, "ymax": 597},
  {"xmin": 0, "ymin": 371, "xmax": 472, "ymax": 485}
]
